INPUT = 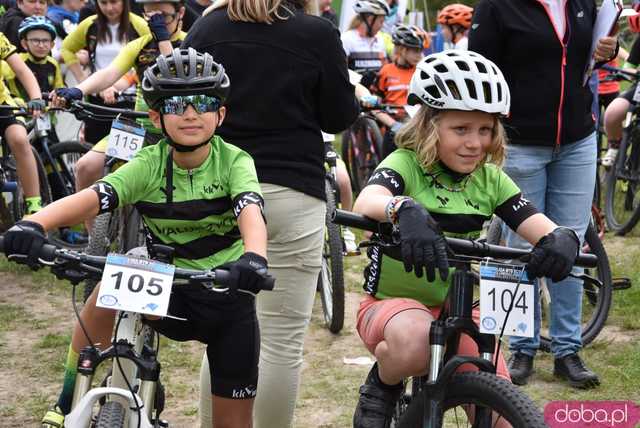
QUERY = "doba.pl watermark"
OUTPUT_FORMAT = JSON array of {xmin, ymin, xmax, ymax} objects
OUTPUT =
[{"xmin": 544, "ymin": 401, "xmax": 640, "ymax": 428}]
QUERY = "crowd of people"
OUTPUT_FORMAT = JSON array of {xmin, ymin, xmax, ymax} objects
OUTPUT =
[{"xmin": 0, "ymin": 0, "xmax": 623, "ymax": 427}]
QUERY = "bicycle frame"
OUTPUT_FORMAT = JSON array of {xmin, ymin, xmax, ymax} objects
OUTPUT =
[{"xmin": 66, "ymin": 310, "xmax": 158, "ymax": 428}]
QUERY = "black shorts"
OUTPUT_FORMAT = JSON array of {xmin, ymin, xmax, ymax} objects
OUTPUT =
[
  {"xmin": 620, "ymin": 84, "xmax": 638, "ymax": 104},
  {"xmin": 144, "ymin": 284, "xmax": 259, "ymax": 399},
  {"xmin": 0, "ymin": 104, "xmax": 26, "ymax": 136}
]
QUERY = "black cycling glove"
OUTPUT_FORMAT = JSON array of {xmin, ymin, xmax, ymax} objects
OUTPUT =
[
  {"xmin": 526, "ymin": 227, "xmax": 580, "ymax": 282},
  {"xmin": 4, "ymin": 220, "xmax": 47, "ymax": 268},
  {"xmin": 55, "ymin": 87, "xmax": 83, "ymax": 102},
  {"xmin": 148, "ymin": 13, "xmax": 170, "ymax": 42},
  {"xmin": 395, "ymin": 199, "xmax": 449, "ymax": 282},
  {"xmin": 221, "ymin": 252, "xmax": 269, "ymax": 296}
]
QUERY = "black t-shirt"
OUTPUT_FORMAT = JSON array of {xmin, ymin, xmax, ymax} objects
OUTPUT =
[
  {"xmin": 181, "ymin": 0, "xmax": 203, "ymax": 32},
  {"xmin": 182, "ymin": 6, "xmax": 359, "ymax": 200},
  {"xmin": 0, "ymin": 7, "xmax": 26, "ymax": 51}
]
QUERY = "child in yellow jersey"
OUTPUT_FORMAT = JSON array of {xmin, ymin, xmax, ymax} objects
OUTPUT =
[
  {"xmin": 1, "ymin": 17, "xmax": 63, "ymax": 105},
  {"xmin": 0, "ymin": 30, "xmax": 45, "ymax": 214}
]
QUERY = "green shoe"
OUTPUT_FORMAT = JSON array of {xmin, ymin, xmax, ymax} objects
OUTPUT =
[{"xmin": 42, "ymin": 405, "xmax": 64, "ymax": 428}]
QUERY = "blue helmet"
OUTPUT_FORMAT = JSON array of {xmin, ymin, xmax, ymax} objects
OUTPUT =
[{"xmin": 18, "ymin": 16, "xmax": 57, "ymax": 40}]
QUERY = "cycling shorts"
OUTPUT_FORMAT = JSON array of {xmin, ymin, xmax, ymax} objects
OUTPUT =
[
  {"xmin": 0, "ymin": 101, "xmax": 26, "ymax": 134},
  {"xmin": 620, "ymin": 84, "xmax": 638, "ymax": 104},
  {"xmin": 356, "ymin": 294, "xmax": 510, "ymax": 381},
  {"xmin": 144, "ymin": 283, "xmax": 259, "ymax": 399}
]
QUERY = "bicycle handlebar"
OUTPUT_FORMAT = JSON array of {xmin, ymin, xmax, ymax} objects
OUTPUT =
[
  {"xmin": 69, "ymin": 100, "xmax": 149, "ymax": 119},
  {"xmin": 0, "ymin": 236, "xmax": 275, "ymax": 291},
  {"xmin": 331, "ymin": 209, "xmax": 598, "ymax": 268}
]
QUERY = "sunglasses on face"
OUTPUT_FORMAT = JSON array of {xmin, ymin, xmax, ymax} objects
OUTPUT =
[{"xmin": 160, "ymin": 95, "xmax": 222, "ymax": 115}]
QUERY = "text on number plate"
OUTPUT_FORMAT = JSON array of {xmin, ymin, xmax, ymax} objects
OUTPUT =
[
  {"xmin": 107, "ymin": 118, "xmax": 145, "ymax": 161},
  {"xmin": 96, "ymin": 253, "xmax": 175, "ymax": 316},
  {"xmin": 479, "ymin": 262, "xmax": 534, "ymax": 338}
]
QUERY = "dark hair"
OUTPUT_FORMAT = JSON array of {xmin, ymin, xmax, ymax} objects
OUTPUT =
[{"xmin": 95, "ymin": 0, "xmax": 131, "ymax": 44}]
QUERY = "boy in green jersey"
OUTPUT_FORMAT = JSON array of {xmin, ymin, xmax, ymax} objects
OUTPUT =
[{"xmin": 5, "ymin": 48, "xmax": 269, "ymax": 428}]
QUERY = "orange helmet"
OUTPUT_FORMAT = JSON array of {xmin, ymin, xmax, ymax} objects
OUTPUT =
[
  {"xmin": 437, "ymin": 4, "xmax": 473, "ymax": 29},
  {"xmin": 629, "ymin": 13, "xmax": 640, "ymax": 33}
]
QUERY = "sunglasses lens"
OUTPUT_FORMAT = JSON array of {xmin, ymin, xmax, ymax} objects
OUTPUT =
[{"xmin": 161, "ymin": 96, "xmax": 221, "ymax": 115}]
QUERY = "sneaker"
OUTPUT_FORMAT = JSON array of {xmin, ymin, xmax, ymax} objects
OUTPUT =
[
  {"xmin": 601, "ymin": 148, "xmax": 618, "ymax": 168},
  {"xmin": 343, "ymin": 227, "xmax": 360, "ymax": 255},
  {"xmin": 61, "ymin": 228, "xmax": 88, "ymax": 245},
  {"xmin": 507, "ymin": 352, "xmax": 534, "ymax": 385},
  {"xmin": 42, "ymin": 404, "xmax": 64, "ymax": 428},
  {"xmin": 353, "ymin": 363, "xmax": 403, "ymax": 428},
  {"xmin": 553, "ymin": 353, "xmax": 600, "ymax": 389}
]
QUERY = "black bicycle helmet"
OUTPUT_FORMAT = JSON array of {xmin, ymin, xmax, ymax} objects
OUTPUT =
[
  {"xmin": 392, "ymin": 24, "xmax": 427, "ymax": 49},
  {"xmin": 142, "ymin": 47, "xmax": 230, "ymax": 110}
]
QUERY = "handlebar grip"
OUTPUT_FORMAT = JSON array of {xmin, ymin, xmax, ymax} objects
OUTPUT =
[
  {"xmin": 576, "ymin": 252, "xmax": 598, "ymax": 268},
  {"xmin": 0, "ymin": 235, "xmax": 57, "ymax": 262},
  {"xmin": 212, "ymin": 268, "xmax": 276, "ymax": 291}
]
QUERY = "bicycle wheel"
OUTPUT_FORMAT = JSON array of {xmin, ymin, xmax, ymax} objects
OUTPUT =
[
  {"xmin": 95, "ymin": 401, "xmax": 125, "ymax": 428},
  {"xmin": 5, "ymin": 146, "xmax": 52, "ymax": 223},
  {"xmin": 345, "ymin": 117, "xmax": 384, "ymax": 193},
  {"xmin": 540, "ymin": 222, "xmax": 613, "ymax": 352},
  {"xmin": 83, "ymin": 211, "xmax": 120, "ymax": 301},
  {"xmin": 45, "ymin": 141, "xmax": 91, "ymax": 249},
  {"xmin": 121, "ymin": 206, "xmax": 145, "ymax": 251},
  {"xmin": 318, "ymin": 178, "xmax": 345, "ymax": 333},
  {"xmin": 604, "ymin": 128, "xmax": 640, "ymax": 234},
  {"xmin": 395, "ymin": 371, "xmax": 546, "ymax": 428},
  {"xmin": 46, "ymin": 141, "xmax": 90, "ymax": 201}
]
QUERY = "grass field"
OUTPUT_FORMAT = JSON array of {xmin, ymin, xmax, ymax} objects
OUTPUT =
[{"xmin": 0, "ymin": 234, "xmax": 639, "ymax": 427}]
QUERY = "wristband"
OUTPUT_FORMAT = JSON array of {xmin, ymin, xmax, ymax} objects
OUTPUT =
[{"xmin": 385, "ymin": 196, "xmax": 412, "ymax": 224}]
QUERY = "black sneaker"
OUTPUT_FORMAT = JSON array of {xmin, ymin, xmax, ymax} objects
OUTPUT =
[
  {"xmin": 507, "ymin": 352, "xmax": 534, "ymax": 385},
  {"xmin": 353, "ymin": 363, "xmax": 403, "ymax": 428},
  {"xmin": 553, "ymin": 353, "xmax": 600, "ymax": 389}
]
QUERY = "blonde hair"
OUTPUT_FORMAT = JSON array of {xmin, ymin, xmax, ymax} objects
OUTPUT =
[
  {"xmin": 394, "ymin": 107, "xmax": 507, "ymax": 170},
  {"xmin": 204, "ymin": 0, "xmax": 314, "ymax": 23},
  {"xmin": 348, "ymin": 14, "xmax": 363, "ymax": 30}
]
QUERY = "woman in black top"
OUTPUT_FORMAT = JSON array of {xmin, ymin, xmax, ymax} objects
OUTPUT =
[{"xmin": 182, "ymin": 0, "xmax": 359, "ymax": 426}]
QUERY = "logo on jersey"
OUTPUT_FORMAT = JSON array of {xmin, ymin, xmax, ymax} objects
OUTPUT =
[
  {"xmin": 512, "ymin": 196, "xmax": 531, "ymax": 212},
  {"xmin": 91, "ymin": 182, "xmax": 118, "ymax": 214},
  {"xmin": 231, "ymin": 386, "xmax": 257, "ymax": 399},
  {"xmin": 465, "ymin": 198, "xmax": 479, "ymax": 210},
  {"xmin": 436, "ymin": 195, "xmax": 449, "ymax": 207},
  {"xmin": 232, "ymin": 192, "xmax": 265, "ymax": 218}
]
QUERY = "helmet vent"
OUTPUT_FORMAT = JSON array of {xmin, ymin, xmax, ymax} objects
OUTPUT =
[
  {"xmin": 426, "ymin": 85, "xmax": 441, "ymax": 99},
  {"xmin": 465, "ymin": 79, "xmax": 477, "ymax": 100},
  {"xmin": 482, "ymin": 82, "xmax": 492, "ymax": 103},
  {"xmin": 446, "ymin": 80, "xmax": 461, "ymax": 100},
  {"xmin": 455, "ymin": 61, "xmax": 470, "ymax": 71},
  {"xmin": 434, "ymin": 64, "xmax": 448, "ymax": 73},
  {"xmin": 497, "ymin": 84, "xmax": 502, "ymax": 102},
  {"xmin": 475, "ymin": 61, "xmax": 487, "ymax": 74}
]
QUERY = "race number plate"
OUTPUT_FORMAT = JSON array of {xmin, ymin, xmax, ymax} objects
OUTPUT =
[
  {"xmin": 106, "ymin": 118, "xmax": 145, "ymax": 161},
  {"xmin": 96, "ymin": 253, "xmax": 175, "ymax": 316},
  {"xmin": 479, "ymin": 262, "xmax": 534, "ymax": 338},
  {"xmin": 633, "ymin": 84, "xmax": 640, "ymax": 103},
  {"xmin": 35, "ymin": 114, "xmax": 52, "ymax": 132}
]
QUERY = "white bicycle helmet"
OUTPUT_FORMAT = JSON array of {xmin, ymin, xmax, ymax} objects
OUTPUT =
[
  {"xmin": 408, "ymin": 50, "xmax": 510, "ymax": 115},
  {"xmin": 354, "ymin": 0, "xmax": 390, "ymax": 16}
]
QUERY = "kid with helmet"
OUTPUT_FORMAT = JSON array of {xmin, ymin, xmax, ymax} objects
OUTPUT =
[
  {"xmin": 13, "ymin": 48, "xmax": 269, "ymax": 428},
  {"xmin": 341, "ymin": 0, "xmax": 390, "ymax": 88},
  {"xmin": 437, "ymin": 3, "xmax": 473, "ymax": 50},
  {"xmin": 373, "ymin": 23, "xmax": 429, "ymax": 157},
  {"xmin": 351, "ymin": 50, "xmax": 582, "ymax": 428},
  {"xmin": 1, "ymin": 16, "xmax": 63, "ymax": 104}
]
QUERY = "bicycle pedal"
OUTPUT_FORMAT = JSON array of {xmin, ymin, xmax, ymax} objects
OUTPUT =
[{"xmin": 612, "ymin": 277, "xmax": 632, "ymax": 290}]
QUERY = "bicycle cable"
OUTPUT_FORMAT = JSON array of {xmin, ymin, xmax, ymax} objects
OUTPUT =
[
  {"xmin": 113, "ymin": 311, "xmax": 143, "ymax": 428},
  {"xmin": 494, "ymin": 266, "xmax": 527, "ymax": 371},
  {"xmin": 71, "ymin": 283, "xmax": 99, "ymax": 352}
]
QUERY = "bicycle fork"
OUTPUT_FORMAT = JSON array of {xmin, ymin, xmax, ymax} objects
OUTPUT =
[{"xmin": 422, "ymin": 270, "xmax": 497, "ymax": 428}]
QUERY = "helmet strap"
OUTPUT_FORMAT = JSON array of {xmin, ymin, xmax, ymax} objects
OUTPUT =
[{"xmin": 361, "ymin": 14, "xmax": 375, "ymax": 37}]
